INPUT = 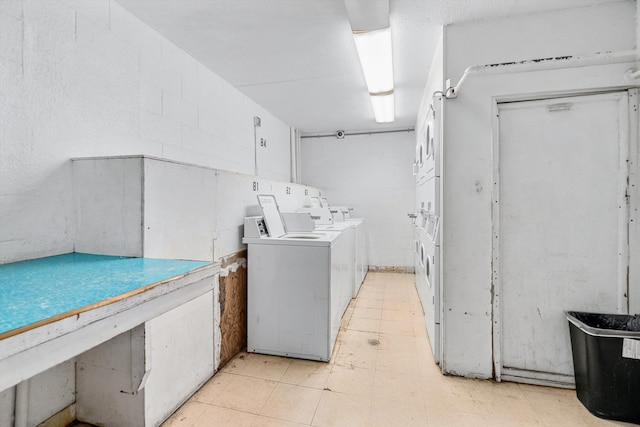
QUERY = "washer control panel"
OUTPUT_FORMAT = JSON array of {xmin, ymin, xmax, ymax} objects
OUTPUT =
[{"xmin": 244, "ymin": 216, "xmax": 269, "ymax": 238}]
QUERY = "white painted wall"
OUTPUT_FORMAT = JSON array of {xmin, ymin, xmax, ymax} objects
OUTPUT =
[
  {"xmin": 143, "ymin": 159, "xmax": 218, "ymax": 261},
  {"xmin": 300, "ymin": 132, "xmax": 415, "ymax": 268},
  {"xmin": 0, "ymin": 387, "xmax": 14, "ymax": 426},
  {"xmin": 438, "ymin": 1, "xmax": 637, "ymax": 378},
  {"xmin": 144, "ymin": 292, "xmax": 214, "ymax": 425},
  {"xmin": 0, "ymin": 1, "xmax": 304, "ymax": 425},
  {"xmin": 76, "ymin": 327, "xmax": 146, "ymax": 426},
  {"xmin": 0, "ymin": 0, "xmax": 292, "ymax": 265},
  {"xmin": 76, "ymin": 292, "xmax": 215, "ymax": 427},
  {"xmin": 25, "ymin": 361, "xmax": 75, "ymax": 426}
]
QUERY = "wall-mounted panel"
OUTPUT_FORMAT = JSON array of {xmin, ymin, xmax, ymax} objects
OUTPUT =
[{"xmin": 143, "ymin": 159, "xmax": 217, "ymax": 261}]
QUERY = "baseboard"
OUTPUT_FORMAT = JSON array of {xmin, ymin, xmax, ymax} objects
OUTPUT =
[
  {"xmin": 368, "ymin": 266, "xmax": 415, "ymax": 274},
  {"xmin": 37, "ymin": 403, "xmax": 75, "ymax": 427}
]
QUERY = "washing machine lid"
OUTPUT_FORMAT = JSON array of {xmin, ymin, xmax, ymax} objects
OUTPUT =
[
  {"xmin": 310, "ymin": 196, "xmax": 323, "ymax": 208},
  {"xmin": 243, "ymin": 232, "xmax": 338, "ymax": 246},
  {"xmin": 257, "ymin": 194, "xmax": 286, "ymax": 238},
  {"xmin": 316, "ymin": 222, "xmax": 354, "ymax": 231}
]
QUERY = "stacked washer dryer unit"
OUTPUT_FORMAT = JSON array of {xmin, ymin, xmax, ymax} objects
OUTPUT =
[
  {"xmin": 243, "ymin": 195, "xmax": 352, "ymax": 362},
  {"xmin": 413, "ymin": 96, "xmax": 442, "ymax": 364}
]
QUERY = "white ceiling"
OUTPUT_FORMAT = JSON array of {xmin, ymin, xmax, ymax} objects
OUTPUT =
[{"xmin": 116, "ymin": 0, "xmax": 625, "ymax": 135}]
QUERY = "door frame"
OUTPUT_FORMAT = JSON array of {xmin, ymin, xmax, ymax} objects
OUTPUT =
[{"xmin": 491, "ymin": 89, "xmax": 636, "ymax": 385}]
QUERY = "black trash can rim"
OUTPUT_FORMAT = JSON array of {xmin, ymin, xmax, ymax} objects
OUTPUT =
[{"xmin": 566, "ymin": 311, "xmax": 640, "ymax": 340}]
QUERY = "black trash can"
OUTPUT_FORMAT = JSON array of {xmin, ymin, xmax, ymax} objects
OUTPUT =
[{"xmin": 566, "ymin": 311, "xmax": 640, "ymax": 424}]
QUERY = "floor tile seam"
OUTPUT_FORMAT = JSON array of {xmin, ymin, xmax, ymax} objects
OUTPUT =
[
  {"xmin": 217, "ymin": 370, "xmax": 284, "ymax": 383},
  {"xmin": 518, "ymin": 387, "xmax": 576, "ymax": 399},
  {"xmin": 308, "ymin": 388, "xmax": 333, "ymax": 427},
  {"xmin": 464, "ymin": 396, "xmax": 540, "ymax": 416},
  {"xmin": 474, "ymin": 410, "xmax": 545, "ymax": 425},
  {"xmin": 347, "ymin": 316, "xmax": 382, "ymax": 329},
  {"xmin": 382, "ymin": 300, "xmax": 406, "ymax": 313},
  {"xmin": 211, "ymin": 400, "xmax": 315, "ymax": 426},
  {"xmin": 345, "ymin": 325, "xmax": 381, "ymax": 334},
  {"xmin": 374, "ymin": 352, "xmax": 423, "ymax": 364},
  {"xmin": 381, "ymin": 318, "xmax": 417, "ymax": 326},
  {"xmin": 519, "ymin": 397, "xmax": 579, "ymax": 413},
  {"xmin": 348, "ymin": 313, "xmax": 383, "ymax": 323},
  {"xmin": 369, "ymin": 391, "xmax": 427, "ymax": 407},
  {"xmin": 371, "ymin": 396, "xmax": 428, "ymax": 416},
  {"xmin": 374, "ymin": 369, "xmax": 425, "ymax": 386},
  {"xmin": 380, "ymin": 312, "xmax": 417, "ymax": 320},
  {"xmin": 347, "ymin": 319, "xmax": 382, "ymax": 334},
  {"xmin": 349, "ymin": 315, "xmax": 383, "ymax": 322},
  {"xmin": 356, "ymin": 298, "xmax": 384, "ymax": 302},
  {"xmin": 467, "ymin": 392, "xmax": 540, "ymax": 404},
  {"xmin": 330, "ymin": 360, "xmax": 378, "ymax": 373},
  {"xmin": 383, "ymin": 291, "xmax": 412, "ymax": 296},
  {"xmin": 199, "ymin": 400, "xmax": 271, "ymax": 418},
  {"xmin": 379, "ymin": 330, "xmax": 416, "ymax": 338},
  {"xmin": 382, "ymin": 293, "xmax": 412, "ymax": 298},
  {"xmin": 322, "ymin": 388, "xmax": 376, "ymax": 400},
  {"xmin": 277, "ymin": 377, "xmax": 331, "ymax": 391},
  {"xmin": 332, "ymin": 356, "xmax": 378, "ymax": 369},
  {"xmin": 252, "ymin": 381, "xmax": 302, "ymax": 422},
  {"xmin": 224, "ymin": 362, "xmax": 291, "ymax": 379},
  {"xmin": 423, "ymin": 401, "xmax": 484, "ymax": 416},
  {"xmin": 310, "ymin": 392, "xmax": 375, "ymax": 426}
]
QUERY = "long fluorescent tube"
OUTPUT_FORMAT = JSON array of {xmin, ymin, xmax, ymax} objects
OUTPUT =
[
  {"xmin": 352, "ymin": 27, "xmax": 393, "ymax": 94},
  {"xmin": 345, "ymin": 0, "xmax": 394, "ymax": 123},
  {"xmin": 370, "ymin": 92, "xmax": 394, "ymax": 123}
]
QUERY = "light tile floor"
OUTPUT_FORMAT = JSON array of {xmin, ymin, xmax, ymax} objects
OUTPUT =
[{"xmin": 162, "ymin": 272, "xmax": 633, "ymax": 426}]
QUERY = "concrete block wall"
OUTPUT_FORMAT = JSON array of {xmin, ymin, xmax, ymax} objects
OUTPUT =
[
  {"xmin": 0, "ymin": 0, "xmax": 292, "ymax": 265},
  {"xmin": 300, "ymin": 131, "xmax": 415, "ymax": 268},
  {"xmin": 0, "ymin": 1, "xmax": 308, "ymax": 425}
]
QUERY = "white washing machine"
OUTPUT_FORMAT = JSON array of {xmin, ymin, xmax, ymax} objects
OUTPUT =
[
  {"xmin": 300, "ymin": 198, "xmax": 368, "ymax": 298},
  {"xmin": 346, "ymin": 218, "xmax": 368, "ymax": 295},
  {"xmin": 242, "ymin": 195, "xmax": 352, "ymax": 361},
  {"xmin": 316, "ymin": 217, "xmax": 368, "ymax": 298}
]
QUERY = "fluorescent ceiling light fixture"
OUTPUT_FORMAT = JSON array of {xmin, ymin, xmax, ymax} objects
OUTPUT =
[
  {"xmin": 370, "ymin": 92, "xmax": 394, "ymax": 123},
  {"xmin": 344, "ymin": 0, "xmax": 389, "ymax": 32},
  {"xmin": 345, "ymin": 0, "xmax": 394, "ymax": 123},
  {"xmin": 353, "ymin": 27, "xmax": 394, "ymax": 94}
]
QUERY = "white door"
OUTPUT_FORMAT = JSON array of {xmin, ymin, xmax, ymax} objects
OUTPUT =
[{"xmin": 494, "ymin": 92, "xmax": 630, "ymax": 386}]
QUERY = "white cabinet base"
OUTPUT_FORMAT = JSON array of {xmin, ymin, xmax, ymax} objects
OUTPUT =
[{"xmin": 77, "ymin": 292, "xmax": 214, "ymax": 427}]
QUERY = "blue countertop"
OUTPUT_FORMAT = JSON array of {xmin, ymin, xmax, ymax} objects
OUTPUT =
[{"xmin": 0, "ymin": 253, "xmax": 210, "ymax": 336}]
